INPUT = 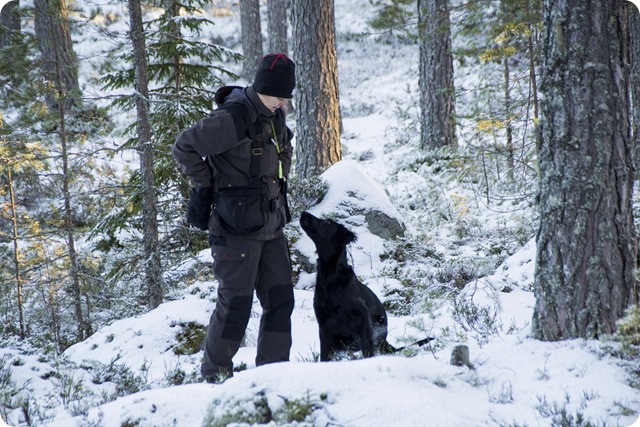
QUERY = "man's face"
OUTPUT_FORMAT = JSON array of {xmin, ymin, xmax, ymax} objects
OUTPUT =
[{"xmin": 258, "ymin": 94, "xmax": 288, "ymax": 112}]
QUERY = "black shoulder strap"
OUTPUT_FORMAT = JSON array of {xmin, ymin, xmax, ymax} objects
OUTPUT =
[{"xmin": 241, "ymin": 107, "xmax": 263, "ymax": 187}]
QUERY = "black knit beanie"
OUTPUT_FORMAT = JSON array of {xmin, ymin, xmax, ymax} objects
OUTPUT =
[{"xmin": 253, "ymin": 54, "xmax": 296, "ymax": 99}]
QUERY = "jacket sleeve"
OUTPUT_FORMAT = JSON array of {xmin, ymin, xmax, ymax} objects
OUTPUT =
[{"xmin": 172, "ymin": 108, "xmax": 242, "ymax": 188}]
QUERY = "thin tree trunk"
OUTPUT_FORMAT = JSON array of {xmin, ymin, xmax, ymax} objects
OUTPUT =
[
  {"xmin": 292, "ymin": 0, "xmax": 341, "ymax": 178},
  {"xmin": 0, "ymin": 0, "xmax": 20, "ymax": 49},
  {"xmin": 240, "ymin": 0, "xmax": 263, "ymax": 81},
  {"xmin": 39, "ymin": 0, "xmax": 91, "ymax": 341},
  {"xmin": 499, "ymin": 0, "xmax": 515, "ymax": 180},
  {"xmin": 46, "ymin": 279, "xmax": 61, "ymax": 347},
  {"xmin": 169, "ymin": 1, "xmax": 182, "ymax": 94},
  {"xmin": 128, "ymin": 0, "xmax": 164, "ymax": 309},
  {"xmin": 33, "ymin": 0, "xmax": 79, "ymax": 110},
  {"xmin": 35, "ymin": 264, "xmax": 62, "ymax": 349},
  {"xmin": 418, "ymin": 0, "xmax": 456, "ymax": 150},
  {"xmin": 7, "ymin": 168, "xmax": 25, "ymax": 339},
  {"xmin": 57, "ymin": 89, "xmax": 90, "ymax": 342},
  {"xmin": 504, "ymin": 55, "xmax": 514, "ymax": 179},
  {"xmin": 533, "ymin": 0, "xmax": 637, "ymax": 340},
  {"xmin": 525, "ymin": 0, "xmax": 541, "ymax": 155},
  {"xmin": 267, "ymin": 0, "xmax": 288, "ymax": 54}
]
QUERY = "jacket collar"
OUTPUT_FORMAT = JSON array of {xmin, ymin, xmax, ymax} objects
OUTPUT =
[{"xmin": 246, "ymin": 85, "xmax": 275, "ymax": 119}]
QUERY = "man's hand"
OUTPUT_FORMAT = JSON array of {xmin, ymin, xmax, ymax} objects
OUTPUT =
[{"xmin": 187, "ymin": 187, "xmax": 214, "ymax": 231}]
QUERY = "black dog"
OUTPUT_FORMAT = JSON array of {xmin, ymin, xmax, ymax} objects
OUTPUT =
[{"xmin": 300, "ymin": 211, "xmax": 391, "ymax": 361}]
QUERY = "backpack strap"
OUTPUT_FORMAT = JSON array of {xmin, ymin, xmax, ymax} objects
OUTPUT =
[{"xmin": 241, "ymin": 107, "xmax": 263, "ymax": 188}]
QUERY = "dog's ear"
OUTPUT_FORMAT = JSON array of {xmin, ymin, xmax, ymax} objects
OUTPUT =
[{"xmin": 336, "ymin": 226, "xmax": 357, "ymax": 246}]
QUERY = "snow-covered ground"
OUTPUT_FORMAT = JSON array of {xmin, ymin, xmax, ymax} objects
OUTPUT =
[{"xmin": 2, "ymin": 167, "xmax": 637, "ymax": 425}]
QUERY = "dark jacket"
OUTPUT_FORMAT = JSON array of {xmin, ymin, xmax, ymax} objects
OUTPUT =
[{"xmin": 173, "ymin": 85, "xmax": 294, "ymax": 240}]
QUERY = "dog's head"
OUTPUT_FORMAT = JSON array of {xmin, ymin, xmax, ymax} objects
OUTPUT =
[{"xmin": 300, "ymin": 211, "xmax": 357, "ymax": 249}]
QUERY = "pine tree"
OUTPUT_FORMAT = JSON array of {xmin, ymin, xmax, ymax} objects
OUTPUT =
[
  {"xmin": 127, "ymin": 0, "xmax": 164, "ymax": 309},
  {"xmin": 240, "ymin": 0, "xmax": 263, "ymax": 80},
  {"xmin": 0, "ymin": 0, "xmax": 20, "ymax": 49},
  {"xmin": 533, "ymin": 0, "xmax": 637, "ymax": 340},
  {"xmin": 0, "ymin": 117, "xmax": 48, "ymax": 340},
  {"xmin": 631, "ymin": 4, "xmax": 639, "ymax": 169},
  {"xmin": 474, "ymin": 0, "xmax": 541, "ymax": 179},
  {"xmin": 0, "ymin": 9, "xmax": 113, "ymax": 346},
  {"xmin": 33, "ymin": 0, "xmax": 80, "ymax": 110},
  {"xmin": 417, "ymin": 0, "xmax": 456, "ymax": 150},
  {"xmin": 96, "ymin": 0, "xmax": 241, "ymax": 287},
  {"xmin": 267, "ymin": 0, "xmax": 289, "ymax": 55},
  {"xmin": 441, "ymin": 0, "xmax": 542, "ymax": 207},
  {"xmin": 292, "ymin": 0, "xmax": 341, "ymax": 178}
]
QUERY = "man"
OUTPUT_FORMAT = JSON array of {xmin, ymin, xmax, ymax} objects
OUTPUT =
[{"xmin": 172, "ymin": 54, "xmax": 296, "ymax": 382}]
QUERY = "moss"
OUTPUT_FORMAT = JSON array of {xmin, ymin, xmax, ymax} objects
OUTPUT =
[
  {"xmin": 276, "ymin": 391, "xmax": 323, "ymax": 423},
  {"xmin": 173, "ymin": 321, "xmax": 206, "ymax": 356},
  {"xmin": 203, "ymin": 392, "xmax": 272, "ymax": 427},
  {"xmin": 203, "ymin": 390, "xmax": 325, "ymax": 427},
  {"xmin": 613, "ymin": 305, "xmax": 640, "ymax": 358}
]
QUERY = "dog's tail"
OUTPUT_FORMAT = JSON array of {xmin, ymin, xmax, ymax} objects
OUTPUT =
[{"xmin": 379, "ymin": 337, "xmax": 435, "ymax": 354}]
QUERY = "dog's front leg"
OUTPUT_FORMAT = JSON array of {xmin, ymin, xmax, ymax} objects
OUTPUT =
[
  {"xmin": 319, "ymin": 328, "xmax": 333, "ymax": 361},
  {"xmin": 360, "ymin": 335, "xmax": 374, "ymax": 358},
  {"xmin": 357, "ymin": 308, "xmax": 375, "ymax": 358}
]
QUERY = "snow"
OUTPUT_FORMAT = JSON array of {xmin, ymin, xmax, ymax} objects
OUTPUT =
[
  {"xmin": 4, "ymin": 221, "xmax": 637, "ymax": 426},
  {"xmin": 1, "ymin": 0, "xmax": 640, "ymax": 426},
  {"xmin": 3, "ymin": 160, "xmax": 638, "ymax": 425}
]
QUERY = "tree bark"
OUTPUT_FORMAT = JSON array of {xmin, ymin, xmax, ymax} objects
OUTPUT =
[
  {"xmin": 503, "ymin": 54, "xmax": 514, "ymax": 179},
  {"xmin": 37, "ymin": 0, "xmax": 91, "ymax": 341},
  {"xmin": 533, "ymin": 0, "xmax": 637, "ymax": 340},
  {"xmin": 525, "ymin": 0, "xmax": 541, "ymax": 155},
  {"xmin": 128, "ymin": 0, "xmax": 164, "ymax": 309},
  {"xmin": 292, "ymin": 0, "xmax": 341, "ymax": 178},
  {"xmin": 6, "ymin": 168, "xmax": 25, "ymax": 339},
  {"xmin": 240, "ymin": 0, "xmax": 263, "ymax": 81},
  {"xmin": 57, "ymin": 102, "xmax": 90, "ymax": 341},
  {"xmin": 0, "ymin": 0, "xmax": 20, "ymax": 49},
  {"xmin": 631, "ymin": 5, "xmax": 640, "ymax": 169},
  {"xmin": 267, "ymin": 0, "xmax": 289, "ymax": 55},
  {"xmin": 33, "ymin": 0, "xmax": 80, "ymax": 110},
  {"xmin": 418, "ymin": 0, "xmax": 456, "ymax": 149}
]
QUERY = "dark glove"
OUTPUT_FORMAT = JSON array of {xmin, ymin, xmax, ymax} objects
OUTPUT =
[
  {"xmin": 187, "ymin": 187, "xmax": 214, "ymax": 231},
  {"xmin": 280, "ymin": 178, "xmax": 291, "ymax": 224}
]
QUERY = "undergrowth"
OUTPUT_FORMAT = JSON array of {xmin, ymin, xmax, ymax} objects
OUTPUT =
[{"xmin": 202, "ymin": 389, "xmax": 327, "ymax": 427}]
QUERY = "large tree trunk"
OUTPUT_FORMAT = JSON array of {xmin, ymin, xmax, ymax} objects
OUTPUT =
[
  {"xmin": 0, "ymin": 0, "xmax": 20, "ymax": 49},
  {"xmin": 418, "ymin": 0, "xmax": 456, "ymax": 149},
  {"xmin": 267, "ymin": 0, "xmax": 289, "ymax": 55},
  {"xmin": 33, "ymin": 0, "xmax": 79, "ymax": 110},
  {"xmin": 631, "ymin": 5, "xmax": 640, "ymax": 169},
  {"xmin": 292, "ymin": 0, "xmax": 341, "ymax": 178},
  {"xmin": 128, "ymin": 0, "xmax": 164, "ymax": 309},
  {"xmin": 240, "ymin": 0, "xmax": 263, "ymax": 81},
  {"xmin": 533, "ymin": 0, "xmax": 637, "ymax": 340}
]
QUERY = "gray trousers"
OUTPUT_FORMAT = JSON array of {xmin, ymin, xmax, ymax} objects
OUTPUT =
[{"xmin": 201, "ymin": 234, "xmax": 294, "ymax": 378}]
